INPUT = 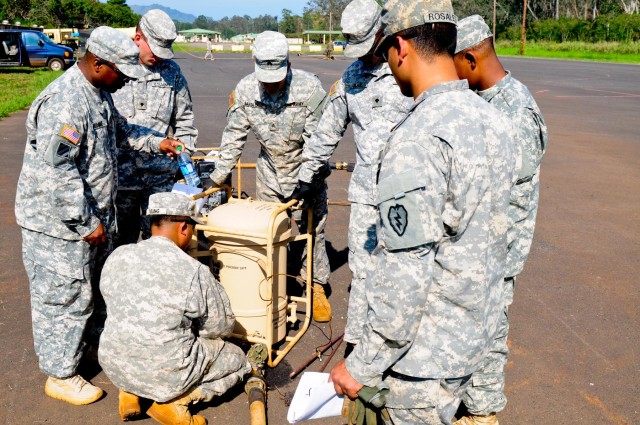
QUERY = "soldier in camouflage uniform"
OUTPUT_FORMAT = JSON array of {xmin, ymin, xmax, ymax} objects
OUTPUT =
[
  {"xmin": 112, "ymin": 9, "xmax": 198, "ymax": 248},
  {"xmin": 15, "ymin": 27, "xmax": 182, "ymax": 406},
  {"xmin": 99, "ymin": 192, "xmax": 250, "ymax": 424},
  {"xmin": 453, "ymin": 15, "xmax": 548, "ymax": 425},
  {"xmin": 208, "ymin": 31, "xmax": 332, "ymax": 322},
  {"xmin": 329, "ymin": 1, "xmax": 519, "ymax": 424},
  {"xmin": 298, "ymin": 0, "xmax": 412, "ymax": 345}
]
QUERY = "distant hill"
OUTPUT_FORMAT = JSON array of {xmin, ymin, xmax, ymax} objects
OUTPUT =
[{"xmin": 129, "ymin": 4, "xmax": 196, "ymax": 24}]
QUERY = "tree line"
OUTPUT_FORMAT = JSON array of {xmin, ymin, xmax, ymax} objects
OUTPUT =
[
  {"xmin": 0, "ymin": 0, "xmax": 139, "ymax": 28},
  {"xmin": 181, "ymin": 0, "xmax": 639, "ymax": 42},
  {"xmin": 453, "ymin": 0, "xmax": 639, "ymax": 42},
  {"xmin": 1, "ymin": 0, "xmax": 637, "ymax": 43}
]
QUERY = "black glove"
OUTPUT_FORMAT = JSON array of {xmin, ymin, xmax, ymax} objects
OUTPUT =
[{"xmin": 291, "ymin": 180, "xmax": 315, "ymax": 207}]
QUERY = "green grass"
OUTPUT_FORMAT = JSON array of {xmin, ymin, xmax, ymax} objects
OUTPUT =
[
  {"xmin": 0, "ymin": 68, "xmax": 62, "ymax": 119},
  {"xmin": 176, "ymin": 40, "xmax": 640, "ymax": 62},
  {"xmin": 495, "ymin": 40, "xmax": 640, "ymax": 63},
  {"xmin": 173, "ymin": 43, "xmax": 206, "ymax": 53}
]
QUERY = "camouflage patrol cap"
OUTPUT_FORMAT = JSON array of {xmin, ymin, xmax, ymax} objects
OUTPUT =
[
  {"xmin": 87, "ymin": 26, "xmax": 146, "ymax": 79},
  {"xmin": 341, "ymin": 0, "xmax": 383, "ymax": 59},
  {"xmin": 455, "ymin": 14, "xmax": 492, "ymax": 54},
  {"xmin": 140, "ymin": 9, "xmax": 177, "ymax": 59},
  {"xmin": 375, "ymin": 0, "xmax": 457, "ymax": 55},
  {"xmin": 146, "ymin": 192, "xmax": 204, "ymax": 224},
  {"xmin": 253, "ymin": 31, "xmax": 289, "ymax": 83}
]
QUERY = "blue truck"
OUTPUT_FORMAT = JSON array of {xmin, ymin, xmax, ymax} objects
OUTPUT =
[{"xmin": 0, "ymin": 29, "xmax": 75, "ymax": 71}]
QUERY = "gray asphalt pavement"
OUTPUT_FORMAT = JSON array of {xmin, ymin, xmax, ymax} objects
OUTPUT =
[{"xmin": 0, "ymin": 52, "xmax": 638, "ymax": 424}]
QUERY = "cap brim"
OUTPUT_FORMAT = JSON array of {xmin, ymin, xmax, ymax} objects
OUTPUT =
[
  {"xmin": 148, "ymin": 39, "xmax": 174, "ymax": 59},
  {"xmin": 255, "ymin": 63, "xmax": 288, "ymax": 83},
  {"xmin": 344, "ymin": 34, "xmax": 377, "ymax": 59},
  {"xmin": 118, "ymin": 62, "xmax": 147, "ymax": 79},
  {"xmin": 191, "ymin": 216, "xmax": 205, "ymax": 225},
  {"xmin": 373, "ymin": 33, "xmax": 393, "ymax": 58}
]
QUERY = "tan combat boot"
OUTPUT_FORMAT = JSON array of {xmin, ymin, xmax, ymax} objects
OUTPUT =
[
  {"xmin": 312, "ymin": 283, "xmax": 332, "ymax": 322},
  {"xmin": 44, "ymin": 375, "xmax": 103, "ymax": 405},
  {"xmin": 147, "ymin": 387, "xmax": 207, "ymax": 425},
  {"xmin": 119, "ymin": 390, "xmax": 142, "ymax": 421},
  {"xmin": 454, "ymin": 413, "xmax": 500, "ymax": 425}
]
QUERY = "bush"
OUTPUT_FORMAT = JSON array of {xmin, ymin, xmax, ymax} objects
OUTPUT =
[{"xmin": 498, "ymin": 14, "xmax": 640, "ymax": 43}]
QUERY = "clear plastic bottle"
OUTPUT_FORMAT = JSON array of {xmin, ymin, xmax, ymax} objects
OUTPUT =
[{"xmin": 176, "ymin": 145, "xmax": 201, "ymax": 187}]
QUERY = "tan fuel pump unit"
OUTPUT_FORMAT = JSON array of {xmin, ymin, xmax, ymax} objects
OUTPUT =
[{"xmin": 191, "ymin": 181, "xmax": 313, "ymax": 368}]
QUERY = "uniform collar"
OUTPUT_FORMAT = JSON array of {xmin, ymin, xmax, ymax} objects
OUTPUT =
[
  {"xmin": 71, "ymin": 64, "xmax": 101, "ymax": 95},
  {"xmin": 412, "ymin": 79, "xmax": 469, "ymax": 109},
  {"xmin": 139, "ymin": 63, "xmax": 160, "ymax": 80},
  {"xmin": 360, "ymin": 59, "xmax": 389, "ymax": 75},
  {"xmin": 477, "ymin": 71, "xmax": 511, "ymax": 103},
  {"xmin": 149, "ymin": 235, "xmax": 181, "ymax": 248}
]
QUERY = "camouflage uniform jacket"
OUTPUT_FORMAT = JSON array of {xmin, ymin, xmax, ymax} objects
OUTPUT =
[
  {"xmin": 99, "ymin": 236, "xmax": 236, "ymax": 402},
  {"xmin": 479, "ymin": 71, "xmax": 548, "ymax": 278},
  {"xmin": 210, "ymin": 69, "xmax": 326, "ymax": 197},
  {"xmin": 298, "ymin": 60, "xmax": 412, "ymax": 205},
  {"xmin": 15, "ymin": 65, "xmax": 163, "ymax": 240},
  {"xmin": 112, "ymin": 60, "xmax": 198, "ymax": 190},
  {"xmin": 346, "ymin": 80, "xmax": 517, "ymax": 387}
]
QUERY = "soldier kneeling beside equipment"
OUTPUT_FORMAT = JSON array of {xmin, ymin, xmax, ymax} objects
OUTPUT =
[{"xmin": 98, "ymin": 192, "xmax": 250, "ymax": 424}]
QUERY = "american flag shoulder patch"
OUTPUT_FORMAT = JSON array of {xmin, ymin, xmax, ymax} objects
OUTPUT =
[
  {"xmin": 329, "ymin": 80, "xmax": 339, "ymax": 97},
  {"xmin": 60, "ymin": 125, "xmax": 81, "ymax": 145},
  {"xmin": 228, "ymin": 90, "xmax": 236, "ymax": 109}
]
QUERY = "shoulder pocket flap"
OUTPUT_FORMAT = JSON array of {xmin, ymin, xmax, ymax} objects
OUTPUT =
[
  {"xmin": 44, "ymin": 136, "xmax": 78, "ymax": 167},
  {"xmin": 377, "ymin": 171, "xmax": 435, "ymax": 250},
  {"xmin": 306, "ymin": 89, "xmax": 326, "ymax": 113},
  {"xmin": 377, "ymin": 171, "xmax": 424, "ymax": 204}
]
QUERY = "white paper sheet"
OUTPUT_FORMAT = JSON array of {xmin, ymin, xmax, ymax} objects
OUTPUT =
[
  {"xmin": 287, "ymin": 372, "xmax": 344, "ymax": 423},
  {"xmin": 171, "ymin": 182, "xmax": 204, "ymax": 212}
]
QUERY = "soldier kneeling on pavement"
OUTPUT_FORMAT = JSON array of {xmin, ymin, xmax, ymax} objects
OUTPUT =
[{"xmin": 98, "ymin": 192, "xmax": 250, "ymax": 424}]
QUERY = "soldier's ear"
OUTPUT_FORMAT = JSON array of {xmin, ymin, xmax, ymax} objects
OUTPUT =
[
  {"xmin": 91, "ymin": 56, "xmax": 104, "ymax": 73},
  {"xmin": 464, "ymin": 52, "xmax": 477, "ymax": 71},
  {"xmin": 396, "ymin": 35, "xmax": 412, "ymax": 63},
  {"xmin": 134, "ymin": 33, "xmax": 143, "ymax": 47},
  {"xmin": 178, "ymin": 221, "xmax": 190, "ymax": 235}
]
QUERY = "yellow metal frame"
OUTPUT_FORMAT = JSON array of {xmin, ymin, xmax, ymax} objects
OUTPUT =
[{"xmin": 189, "ymin": 158, "xmax": 313, "ymax": 367}]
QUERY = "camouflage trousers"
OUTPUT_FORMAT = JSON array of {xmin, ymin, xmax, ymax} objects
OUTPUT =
[
  {"xmin": 21, "ymin": 228, "xmax": 102, "ymax": 378},
  {"xmin": 257, "ymin": 180, "xmax": 330, "ymax": 286},
  {"xmin": 461, "ymin": 277, "xmax": 515, "ymax": 415},
  {"xmin": 344, "ymin": 203, "xmax": 378, "ymax": 344},
  {"xmin": 194, "ymin": 339, "xmax": 251, "ymax": 402},
  {"xmin": 113, "ymin": 180, "xmax": 175, "ymax": 248},
  {"xmin": 384, "ymin": 373, "xmax": 472, "ymax": 425}
]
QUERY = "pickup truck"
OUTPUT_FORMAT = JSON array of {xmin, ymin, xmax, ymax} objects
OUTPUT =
[{"xmin": 0, "ymin": 29, "xmax": 75, "ymax": 71}]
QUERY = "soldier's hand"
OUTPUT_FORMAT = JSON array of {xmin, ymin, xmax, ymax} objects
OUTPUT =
[
  {"xmin": 291, "ymin": 180, "xmax": 315, "ymax": 208},
  {"xmin": 160, "ymin": 138, "xmax": 184, "ymax": 159},
  {"xmin": 84, "ymin": 223, "xmax": 106, "ymax": 246},
  {"xmin": 329, "ymin": 359, "xmax": 363, "ymax": 400}
]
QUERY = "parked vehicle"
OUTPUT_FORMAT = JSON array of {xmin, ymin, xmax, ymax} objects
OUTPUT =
[
  {"xmin": 0, "ymin": 29, "xmax": 75, "ymax": 71},
  {"xmin": 59, "ymin": 37, "xmax": 86, "ymax": 59}
]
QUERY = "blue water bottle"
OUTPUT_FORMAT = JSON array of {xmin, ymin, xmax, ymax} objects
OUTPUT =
[{"xmin": 177, "ymin": 145, "xmax": 201, "ymax": 187}]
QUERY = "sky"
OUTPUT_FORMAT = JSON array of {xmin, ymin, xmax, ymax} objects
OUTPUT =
[{"xmin": 127, "ymin": 1, "xmax": 307, "ymax": 20}]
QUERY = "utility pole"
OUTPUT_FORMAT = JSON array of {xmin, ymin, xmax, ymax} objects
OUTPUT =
[
  {"xmin": 329, "ymin": 11, "xmax": 333, "ymax": 44},
  {"xmin": 493, "ymin": 0, "xmax": 497, "ymax": 43},
  {"xmin": 519, "ymin": 0, "xmax": 528, "ymax": 55}
]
